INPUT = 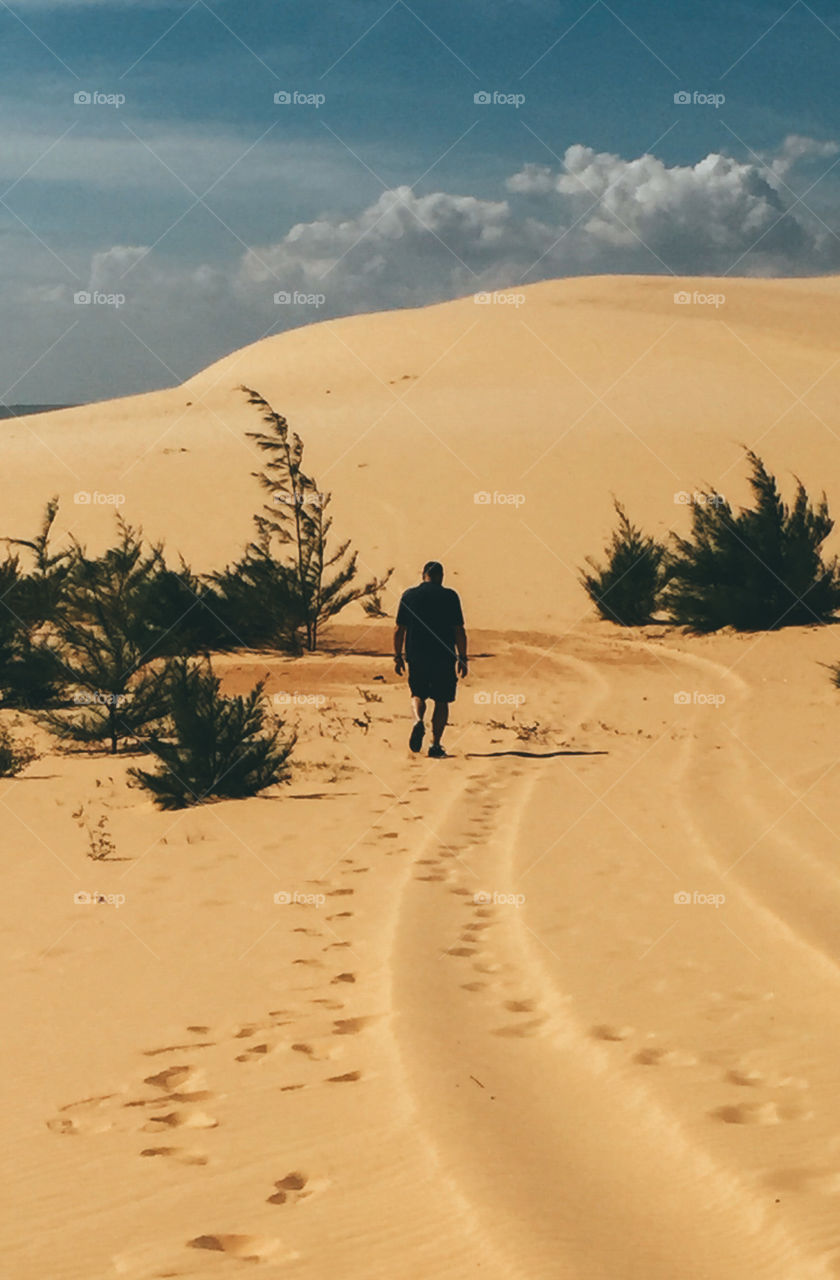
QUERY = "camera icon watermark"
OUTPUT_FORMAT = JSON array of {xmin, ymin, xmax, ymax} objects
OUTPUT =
[
  {"xmin": 74, "ymin": 290, "xmax": 126, "ymax": 309},
  {"xmin": 474, "ymin": 290, "xmax": 526, "ymax": 308},
  {"xmin": 274, "ymin": 290, "xmax": 326, "ymax": 307},
  {"xmin": 474, "ymin": 90, "xmax": 526, "ymax": 108},
  {"xmin": 674, "ymin": 690, "xmax": 726, "ymax": 708},
  {"xmin": 272, "ymin": 691, "xmax": 327, "ymax": 709},
  {"xmin": 273, "ymin": 90, "xmax": 326, "ymax": 107},
  {"xmin": 674, "ymin": 290, "xmax": 726, "ymax": 308},
  {"xmin": 674, "ymin": 90, "xmax": 725, "ymax": 108},
  {"xmin": 474, "ymin": 690, "xmax": 526, "ymax": 707},
  {"xmin": 74, "ymin": 90, "xmax": 126, "ymax": 108},
  {"xmin": 273, "ymin": 889, "xmax": 326, "ymax": 906},
  {"xmin": 474, "ymin": 490, "xmax": 526, "ymax": 508},
  {"xmin": 674, "ymin": 890, "xmax": 726, "ymax": 907},
  {"xmin": 74, "ymin": 491, "xmax": 126, "ymax": 507}
]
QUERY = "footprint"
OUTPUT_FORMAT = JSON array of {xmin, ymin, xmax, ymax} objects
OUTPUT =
[
  {"xmin": 144, "ymin": 1066, "xmax": 198, "ymax": 1092},
  {"xmin": 332, "ymin": 1017, "xmax": 372, "ymax": 1036},
  {"xmin": 328, "ymin": 889, "xmax": 354, "ymax": 897},
  {"xmin": 188, "ymin": 1234, "xmax": 281, "ymax": 1262},
  {"xmin": 142, "ymin": 1042, "xmax": 215, "ymax": 1056},
  {"xmin": 328, "ymin": 912, "xmax": 353, "ymax": 920},
  {"xmin": 712, "ymin": 1100, "xmax": 810, "ymax": 1125},
  {"xmin": 726, "ymin": 1067, "xmax": 765, "ymax": 1087},
  {"xmin": 447, "ymin": 946, "xmax": 476, "ymax": 957},
  {"xmin": 141, "ymin": 1146, "xmax": 208, "ymax": 1166},
  {"xmin": 493, "ymin": 1017, "xmax": 547, "ymax": 1038},
  {"xmin": 142, "ymin": 1109, "xmax": 218, "ymax": 1131},
  {"xmin": 634, "ymin": 1047, "xmax": 697, "ymax": 1067},
  {"xmin": 331, "ymin": 973, "xmax": 356, "ymax": 984},
  {"xmin": 235, "ymin": 1043, "xmax": 273, "ymax": 1063},
  {"xmin": 267, "ymin": 1170, "xmax": 330, "ymax": 1205},
  {"xmin": 591, "ymin": 1024, "xmax": 635, "ymax": 1042},
  {"xmin": 504, "ymin": 999, "xmax": 537, "ymax": 1014},
  {"xmin": 326, "ymin": 1070, "xmax": 362, "ymax": 1083}
]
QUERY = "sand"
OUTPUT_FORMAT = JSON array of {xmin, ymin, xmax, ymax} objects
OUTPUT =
[{"xmin": 4, "ymin": 275, "xmax": 840, "ymax": 1278}]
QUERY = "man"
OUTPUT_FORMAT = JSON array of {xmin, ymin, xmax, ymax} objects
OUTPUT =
[{"xmin": 394, "ymin": 560, "xmax": 468, "ymax": 758}]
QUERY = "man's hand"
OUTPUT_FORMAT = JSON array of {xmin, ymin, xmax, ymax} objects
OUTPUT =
[
  {"xmin": 457, "ymin": 656, "xmax": 468, "ymax": 679},
  {"xmin": 394, "ymin": 655, "xmax": 406, "ymax": 677}
]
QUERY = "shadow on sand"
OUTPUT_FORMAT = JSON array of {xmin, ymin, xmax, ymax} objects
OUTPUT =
[{"xmin": 465, "ymin": 749, "xmax": 609, "ymax": 759}]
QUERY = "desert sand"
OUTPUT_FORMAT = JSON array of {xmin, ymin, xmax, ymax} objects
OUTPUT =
[{"xmin": 5, "ymin": 275, "xmax": 840, "ymax": 1278}]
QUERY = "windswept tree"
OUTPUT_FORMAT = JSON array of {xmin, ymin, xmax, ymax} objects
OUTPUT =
[
  {"xmin": 39, "ymin": 521, "xmax": 173, "ymax": 753},
  {"xmin": 580, "ymin": 500, "xmax": 668, "ymax": 626},
  {"xmin": 666, "ymin": 450, "xmax": 840, "ymax": 632},
  {"xmin": 129, "ymin": 657, "xmax": 296, "ymax": 808},
  {"xmin": 241, "ymin": 386, "xmax": 392, "ymax": 650}
]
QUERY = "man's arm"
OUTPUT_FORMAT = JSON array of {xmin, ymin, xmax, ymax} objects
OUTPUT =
[
  {"xmin": 394, "ymin": 623, "xmax": 407, "ymax": 675},
  {"xmin": 455, "ymin": 623, "xmax": 468, "ymax": 677}
]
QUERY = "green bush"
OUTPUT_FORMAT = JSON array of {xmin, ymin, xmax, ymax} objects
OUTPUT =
[
  {"xmin": 0, "ymin": 724, "xmax": 38, "ymax": 777},
  {"xmin": 129, "ymin": 658, "xmax": 296, "ymax": 808},
  {"xmin": 580, "ymin": 501, "xmax": 668, "ymax": 625},
  {"xmin": 666, "ymin": 451, "xmax": 840, "ymax": 631}
]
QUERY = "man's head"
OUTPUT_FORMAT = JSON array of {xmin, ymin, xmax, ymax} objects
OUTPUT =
[{"xmin": 422, "ymin": 560, "xmax": 444, "ymax": 584}]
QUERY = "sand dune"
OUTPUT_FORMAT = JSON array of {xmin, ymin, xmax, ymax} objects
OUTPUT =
[{"xmin": 5, "ymin": 277, "xmax": 840, "ymax": 1277}]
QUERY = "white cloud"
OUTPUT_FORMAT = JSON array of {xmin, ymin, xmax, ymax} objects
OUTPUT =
[{"xmin": 3, "ymin": 134, "xmax": 840, "ymax": 401}]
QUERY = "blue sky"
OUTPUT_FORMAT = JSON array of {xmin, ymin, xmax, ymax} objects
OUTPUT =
[{"xmin": 2, "ymin": 0, "xmax": 839, "ymax": 401}]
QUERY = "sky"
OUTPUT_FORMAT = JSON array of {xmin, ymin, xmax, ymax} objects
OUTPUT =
[{"xmin": 1, "ymin": 0, "xmax": 839, "ymax": 402}]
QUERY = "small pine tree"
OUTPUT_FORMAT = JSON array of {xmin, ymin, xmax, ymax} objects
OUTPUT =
[
  {"xmin": 0, "ymin": 498, "xmax": 71, "ymax": 705},
  {"xmin": 580, "ymin": 500, "xmax": 668, "ymax": 625},
  {"xmin": 211, "ymin": 539, "xmax": 307, "ymax": 652},
  {"xmin": 666, "ymin": 451, "xmax": 840, "ymax": 631},
  {"xmin": 241, "ymin": 386, "xmax": 392, "ymax": 650},
  {"xmin": 0, "ymin": 723, "xmax": 39, "ymax": 776},
  {"xmin": 39, "ymin": 522, "xmax": 172, "ymax": 753},
  {"xmin": 129, "ymin": 658, "xmax": 295, "ymax": 808}
]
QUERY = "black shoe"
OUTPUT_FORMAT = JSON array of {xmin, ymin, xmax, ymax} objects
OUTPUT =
[
  {"xmin": 428, "ymin": 743, "xmax": 447, "ymax": 758},
  {"xmin": 409, "ymin": 720, "xmax": 426, "ymax": 753}
]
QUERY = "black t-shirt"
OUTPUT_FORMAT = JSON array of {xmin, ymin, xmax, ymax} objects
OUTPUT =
[{"xmin": 396, "ymin": 582, "xmax": 464, "ymax": 664}]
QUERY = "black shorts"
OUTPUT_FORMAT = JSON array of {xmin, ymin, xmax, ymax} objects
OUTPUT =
[{"xmin": 407, "ymin": 657, "xmax": 457, "ymax": 703}]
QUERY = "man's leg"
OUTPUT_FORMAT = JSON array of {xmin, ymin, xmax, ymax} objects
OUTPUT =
[
  {"xmin": 409, "ymin": 695, "xmax": 427, "ymax": 753},
  {"xmin": 431, "ymin": 699, "xmax": 449, "ymax": 746}
]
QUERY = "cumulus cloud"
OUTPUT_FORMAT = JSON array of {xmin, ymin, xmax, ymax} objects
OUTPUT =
[
  {"xmin": 225, "ymin": 135, "xmax": 840, "ymax": 316},
  {"xmin": 5, "ymin": 133, "xmax": 840, "ymax": 401}
]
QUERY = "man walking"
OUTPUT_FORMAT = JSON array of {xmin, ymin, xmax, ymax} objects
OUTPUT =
[{"xmin": 394, "ymin": 561, "xmax": 468, "ymax": 758}]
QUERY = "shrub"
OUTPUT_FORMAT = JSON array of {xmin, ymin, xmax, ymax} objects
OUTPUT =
[
  {"xmin": 666, "ymin": 451, "xmax": 840, "ymax": 631},
  {"xmin": 129, "ymin": 658, "xmax": 296, "ymax": 808},
  {"xmin": 39, "ymin": 522, "xmax": 173, "ymax": 752},
  {"xmin": 0, "ymin": 724, "xmax": 38, "ymax": 777},
  {"xmin": 580, "ymin": 500, "xmax": 668, "ymax": 625}
]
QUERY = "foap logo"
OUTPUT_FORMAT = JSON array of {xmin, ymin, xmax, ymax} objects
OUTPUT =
[
  {"xmin": 474, "ymin": 490, "xmax": 526, "ymax": 508},
  {"xmin": 73, "ymin": 691, "xmax": 126, "ymax": 706},
  {"xmin": 74, "ymin": 491, "xmax": 126, "ymax": 506},
  {"xmin": 674, "ymin": 90, "xmax": 725, "ymax": 108},
  {"xmin": 674, "ymin": 290, "xmax": 726, "ymax": 308},
  {"xmin": 273, "ymin": 90, "xmax": 326, "ymax": 107},
  {"xmin": 274, "ymin": 890, "xmax": 326, "ymax": 907},
  {"xmin": 273, "ymin": 691, "xmax": 327, "ymax": 708},
  {"xmin": 272, "ymin": 489, "xmax": 326, "ymax": 508},
  {"xmin": 674, "ymin": 690, "xmax": 726, "ymax": 708},
  {"xmin": 474, "ymin": 290, "xmax": 526, "ymax": 308},
  {"xmin": 73, "ymin": 290, "xmax": 126, "ymax": 309},
  {"xmin": 474, "ymin": 890, "xmax": 526, "ymax": 906},
  {"xmin": 74, "ymin": 889, "xmax": 126, "ymax": 908},
  {"xmin": 74, "ymin": 90, "xmax": 126, "ymax": 108},
  {"xmin": 474, "ymin": 690, "xmax": 526, "ymax": 707},
  {"xmin": 674, "ymin": 890, "xmax": 726, "ymax": 908},
  {"xmin": 674, "ymin": 491, "xmax": 726, "ymax": 506},
  {"xmin": 474, "ymin": 90, "xmax": 526, "ymax": 108},
  {"xmin": 274, "ymin": 290, "xmax": 326, "ymax": 307}
]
